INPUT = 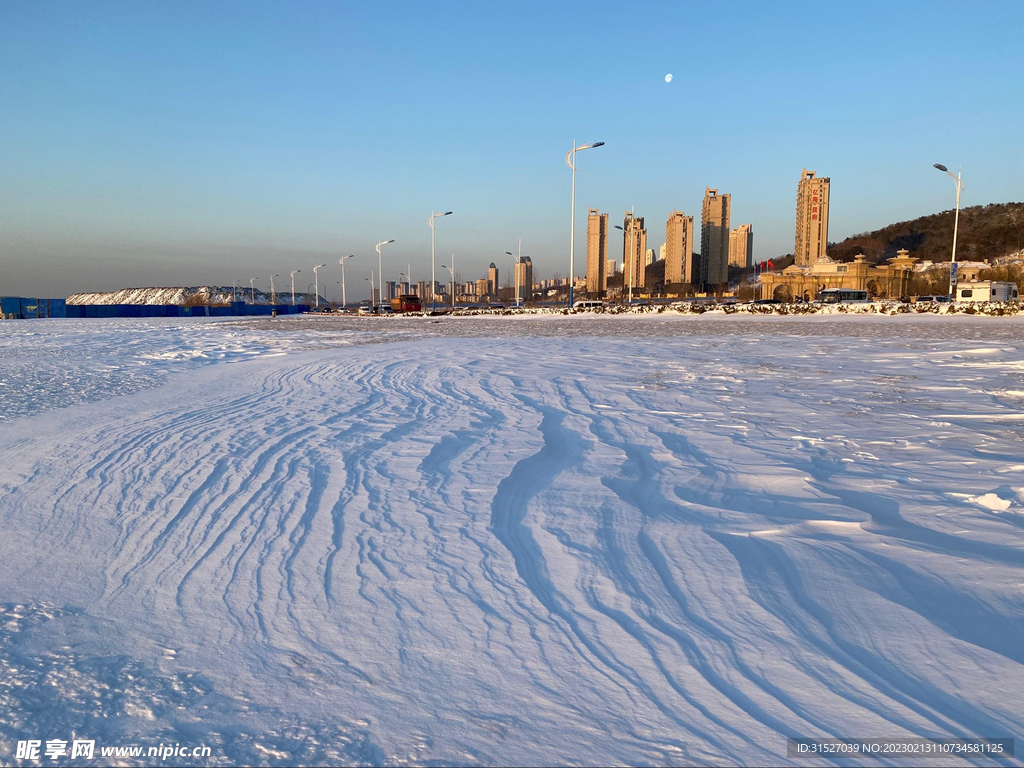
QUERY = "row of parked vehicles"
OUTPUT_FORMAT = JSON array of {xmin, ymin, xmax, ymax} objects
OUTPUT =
[{"xmin": 574, "ymin": 282, "xmax": 1020, "ymax": 309}]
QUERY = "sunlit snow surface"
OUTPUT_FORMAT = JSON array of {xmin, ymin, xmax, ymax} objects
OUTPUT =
[{"xmin": 1, "ymin": 315, "xmax": 1023, "ymax": 766}]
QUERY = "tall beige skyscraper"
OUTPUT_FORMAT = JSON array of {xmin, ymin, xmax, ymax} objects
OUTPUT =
[
  {"xmin": 729, "ymin": 224, "xmax": 753, "ymax": 268},
  {"xmin": 488, "ymin": 263, "xmax": 499, "ymax": 295},
  {"xmin": 795, "ymin": 169, "xmax": 830, "ymax": 267},
  {"xmin": 664, "ymin": 209, "xmax": 696, "ymax": 286},
  {"xmin": 701, "ymin": 188, "xmax": 731, "ymax": 288},
  {"xmin": 514, "ymin": 256, "xmax": 533, "ymax": 303},
  {"xmin": 622, "ymin": 212, "xmax": 647, "ymax": 292},
  {"xmin": 604, "ymin": 259, "xmax": 616, "ymax": 289},
  {"xmin": 585, "ymin": 208, "xmax": 609, "ymax": 296}
]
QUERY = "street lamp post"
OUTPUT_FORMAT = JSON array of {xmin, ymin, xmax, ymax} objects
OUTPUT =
[
  {"xmin": 270, "ymin": 274, "xmax": 279, "ymax": 305},
  {"xmin": 339, "ymin": 255, "xmax": 353, "ymax": 309},
  {"xmin": 375, "ymin": 240, "xmax": 394, "ymax": 310},
  {"xmin": 290, "ymin": 270, "xmax": 301, "ymax": 305},
  {"xmin": 428, "ymin": 211, "xmax": 453, "ymax": 314},
  {"xmin": 933, "ymin": 164, "xmax": 966, "ymax": 298},
  {"xmin": 441, "ymin": 263, "xmax": 455, "ymax": 310},
  {"xmin": 614, "ymin": 224, "xmax": 633, "ymax": 305},
  {"xmin": 365, "ymin": 273, "xmax": 376, "ymax": 312},
  {"xmin": 506, "ymin": 238, "xmax": 522, "ymax": 306},
  {"xmin": 312, "ymin": 264, "xmax": 326, "ymax": 308},
  {"xmin": 565, "ymin": 139, "xmax": 604, "ymax": 308},
  {"xmin": 249, "ymin": 278, "xmax": 257, "ymax": 305}
]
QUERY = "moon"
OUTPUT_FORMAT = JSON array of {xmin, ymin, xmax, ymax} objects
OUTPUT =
[{"xmin": 664, "ymin": 73, "xmax": 673, "ymax": 83}]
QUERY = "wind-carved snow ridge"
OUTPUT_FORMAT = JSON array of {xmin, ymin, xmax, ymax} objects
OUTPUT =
[
  {"xmin": 0, "ymin": 318, "xmax": 1023, "ymax": 765},
  {"xmin": 0, "ymin": 318, "xmax": 380, "ymax": 421}
]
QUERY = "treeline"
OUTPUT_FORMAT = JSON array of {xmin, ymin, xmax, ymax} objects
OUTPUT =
[{"xmin": 828, "ymin": 202, "xmax": 1024, "ymax": 263}]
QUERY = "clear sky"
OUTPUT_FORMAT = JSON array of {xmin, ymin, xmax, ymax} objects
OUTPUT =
[{"xmin": 1, "ymin": 0, "xmax": 1021, "ymax": 300}]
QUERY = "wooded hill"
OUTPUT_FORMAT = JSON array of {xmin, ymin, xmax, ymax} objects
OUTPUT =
[{"xmin": 829, "ymin": 202, "xmax": 1024, "ymax": 263}]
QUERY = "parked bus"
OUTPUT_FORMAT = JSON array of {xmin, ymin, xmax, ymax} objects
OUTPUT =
[{"xmin": 816, "ymin": 288, "xmax": 870, "ymax": 304}]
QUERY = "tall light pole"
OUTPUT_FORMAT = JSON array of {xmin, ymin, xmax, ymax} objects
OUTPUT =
[
  {"xmin": 506, "ymin": 241, "xmax": 523, "ymax": 307},
  {"xmin": 428, "ymin": 211, "xmax": 453, "ymax": 314},
  {"xmin": 441, "ymin": 263, "xmax": 455, "ymax": 310},
  {"xmin": 565, "ymin": 140, "xmax": 604, "ymax": 308},
  {"xmin": 506, "ymin": 252, "xmax": 517, "ymax": 306},
  {"xmin": 614, "ymin": 224, "xmax": 633, "ymax": 305},
  {"xmin": 452, "ymin": 254, "xmax": 457, "ymax": 308},
  {"xmin": 270, "ymin": 274, "xmax": 279, "ymax": 305},
  {"xmin": 933, "ymin": 164, "xmax": 966, "ymax": 297},
  {"xmin": 375, "ymin": 240, "xmax": 394, "ymax": 309},
  {"xmin": 312, "ymin": 264, "xmax": 326, "ymax": 308},
  {"xmin": 365, "ymin": 274, "xmax": 376, "ymax": 311},
  {"xmin": 289, "ymin": 270, "xmax": 301, "ymax": 305},
  {"xmin": 339, "ymin": 255, "xmax": 353, "ymax": 309},
  {"xmin": 249, "ymin": 277, "xmax": 257, "ymax": 305}
]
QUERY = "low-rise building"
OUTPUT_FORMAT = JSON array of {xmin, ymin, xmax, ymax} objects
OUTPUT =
[{"xmin": 760, "ymin": 250, "xmax": 916, "ymax": 301}]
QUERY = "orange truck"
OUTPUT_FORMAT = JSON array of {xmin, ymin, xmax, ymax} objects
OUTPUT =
[{"xmin": 391, "ymin": 294, "xmax": 422, "ymax": 313}]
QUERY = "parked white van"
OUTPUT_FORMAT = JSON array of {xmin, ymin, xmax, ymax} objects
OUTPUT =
[
  {"xmin": 572, "ymin": 300, "xmax": 605, "ymax": 311},
  {"xmin": 956, "ymin": 281, "xmax": 1020, "ymax": 302}
]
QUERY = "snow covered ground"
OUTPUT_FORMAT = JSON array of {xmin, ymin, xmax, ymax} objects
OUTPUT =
[{"xmin": 1, "ymin": 315, "xmax": 1023, "ymax": 766}]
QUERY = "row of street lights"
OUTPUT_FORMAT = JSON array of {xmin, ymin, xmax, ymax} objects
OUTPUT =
[{"xmin": 248, "ymin": 145, "xmax": 962, "ymax": 312}]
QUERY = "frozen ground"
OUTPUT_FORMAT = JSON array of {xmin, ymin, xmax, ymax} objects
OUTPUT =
[{"xmin": 1, "ymin": 315, "xmax": 1023, "ymax": 766}]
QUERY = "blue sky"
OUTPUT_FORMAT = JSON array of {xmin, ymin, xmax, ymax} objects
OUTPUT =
[{"xmin": 1, "ymin": 0, "xmax": 1022, "ymax": 299}]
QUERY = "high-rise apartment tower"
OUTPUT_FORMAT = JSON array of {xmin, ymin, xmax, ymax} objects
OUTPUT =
[
  {"xmin": 622, "ymin": 212, "xmax": 647, "ymax": 293},
  {"xmin": 586, "ymin": 209, "xmax": 609, "ymax": 296},
  {"xmin": 701, "ymin": 188, "xmax": 731, "ymax": 288},
  {"xmin": 729, "ymin": 224, "xmax": 754, "ymax": 268},
  {"xmin": 514, "ymin": 257, "xmax": 533, "ymax": 304},
  {"xmin": 664, "ymin": 210, "xmax": 696, "ymax": 286},
  {"xmin": 488, "ymin": 263, "xmax": 499, "ymax": 296},
  {"xmin": 795, "ymin": 169, "xmax": 830, "ymax": 267}
]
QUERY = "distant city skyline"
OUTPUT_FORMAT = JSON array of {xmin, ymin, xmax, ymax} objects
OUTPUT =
[{"xmin": 1, "ymin": 1, "xmax": 1021, "ymax": 300}]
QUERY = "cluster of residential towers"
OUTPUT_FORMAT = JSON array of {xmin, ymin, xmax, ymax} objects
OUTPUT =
[{"xmin": 584, "ymin": 169, "xmax": 831, "ymax": 296}]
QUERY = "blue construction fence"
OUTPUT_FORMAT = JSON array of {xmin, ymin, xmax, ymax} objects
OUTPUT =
[{"xmin": 2, "ymin": 298, "xmax": 310, "ymax": 319}]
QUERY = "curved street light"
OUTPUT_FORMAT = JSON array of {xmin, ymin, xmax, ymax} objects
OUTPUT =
[
  {"xmin": 505, "ymin": 238, "xmax": 524, "ymax": 307},
  {"xmin": 933, "ymin": 164, "xmax": 966, "ymax": 297},
  {"xmin": 375, "ymin": 240, "xmax": 394, "ymax": 309},
  {"xmin": 365, "ymin": 272, "xmax": 376, "ymax": 311},
  {"xmin": 249, "ymin": 277, "xmax": 257, "ymax": 305},
  {"xmin": 339, "ymin": 255, "xmax": 354, "ymax": 308},
  {"xmin": 565, "ymin": 140, "xmax": 604, "ymax": 308},
  {"xmin": 290, "ymin": 269, "xmax": 301, "ymax": 305},
  {"xmin": 613, "ymin": 224, "xmax": 634, "ymax": 305},
  {"xmin": 440, "ymin": 263, "xmax": 455, "ymax": 310},
  {"xmin": 270, "ymin": 274, "xmax": 280, "ymax": 305},
  {"xmin": 312, "ymin": 264, "xmax": 326, "ymax": 308},
  {"xmin": 428, "ymin": 211, "xmax": 453, "ymax": 314}
]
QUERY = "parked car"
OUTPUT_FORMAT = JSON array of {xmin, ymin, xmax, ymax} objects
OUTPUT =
[
  {"xmin": 572, "ymin": 300, "xmax": 605, "ymax": 310},
  {"xmin": 914, "ymin": 295, "xmax": 951, "ymax": 303}
]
